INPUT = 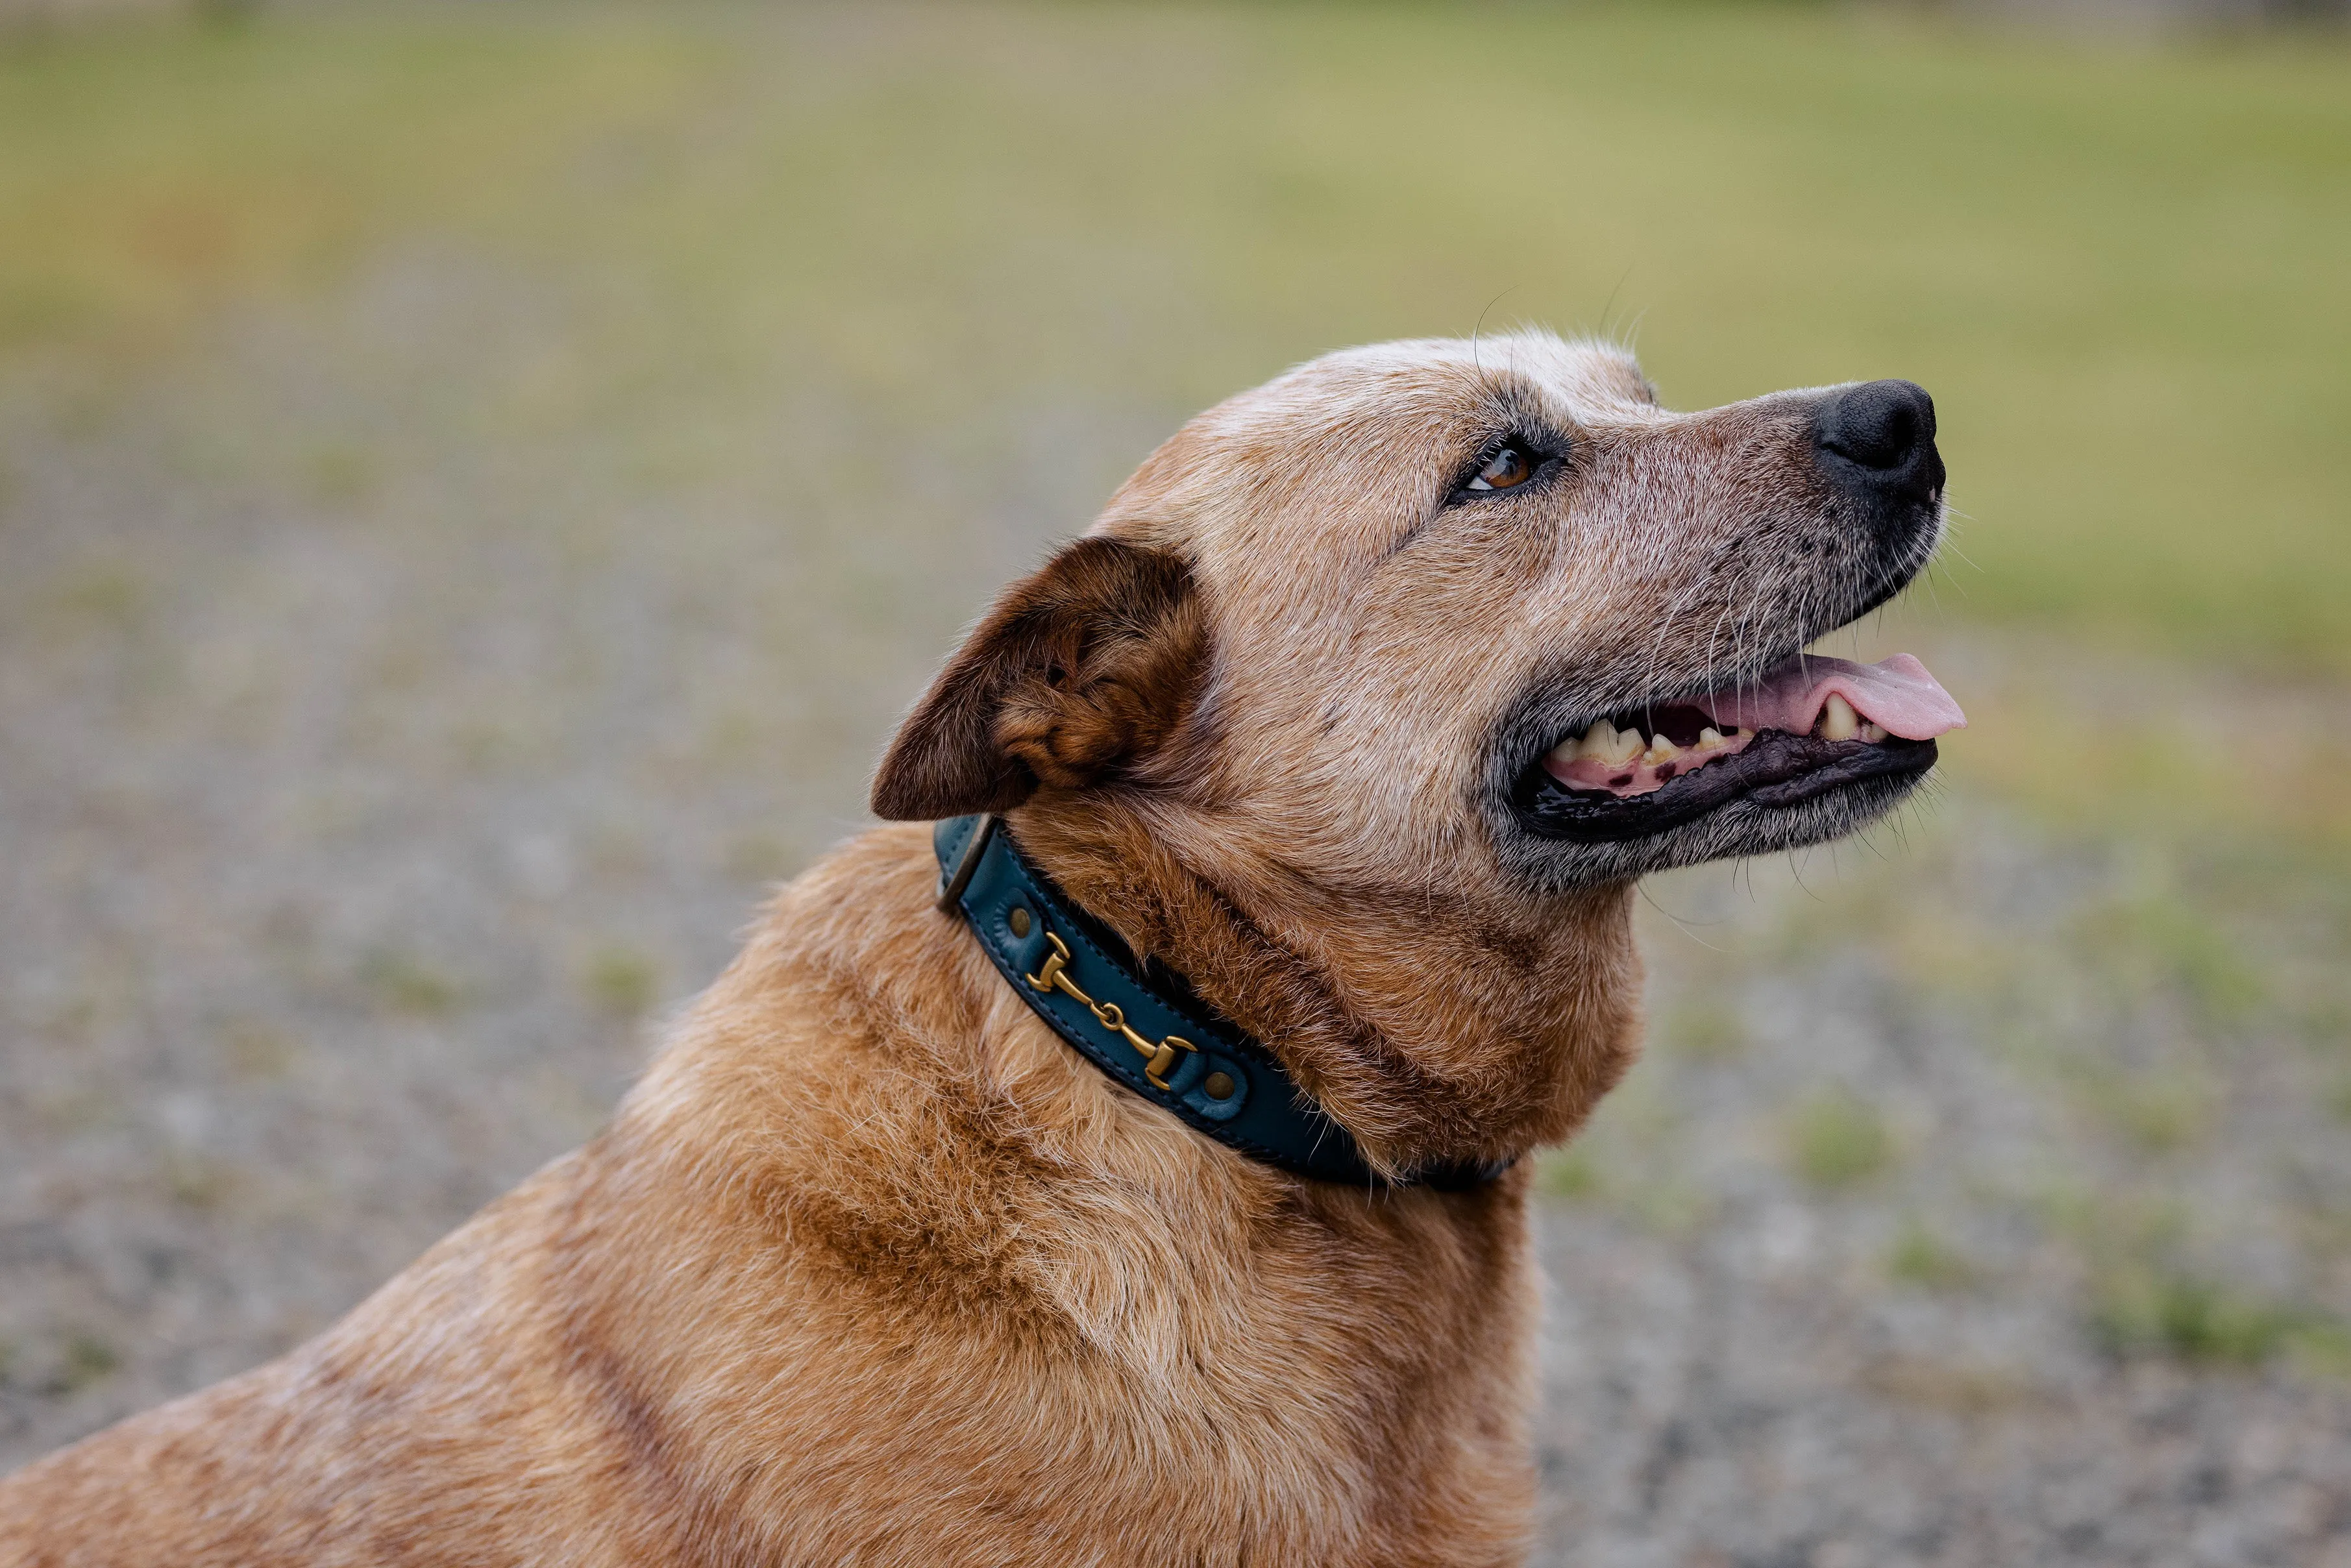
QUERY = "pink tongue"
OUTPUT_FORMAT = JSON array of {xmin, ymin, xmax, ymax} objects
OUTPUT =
[{"xmin": 1699, "ymin": 654, "xmax": 1965, "ymax": 741}]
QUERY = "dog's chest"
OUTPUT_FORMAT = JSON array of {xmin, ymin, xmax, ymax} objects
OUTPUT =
[{"xmin": 708, "ymin": 1191, "xmax": 1546, "ymax": 1567}]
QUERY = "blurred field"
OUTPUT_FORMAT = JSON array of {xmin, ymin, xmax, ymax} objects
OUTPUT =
[
  {"xmin": 4, "ymin": 1, "xmax": 2347, "ymax": 661},
  {"xmin": 1, "ymin": 4, "xmax": 2348, "ymax": 1563}
]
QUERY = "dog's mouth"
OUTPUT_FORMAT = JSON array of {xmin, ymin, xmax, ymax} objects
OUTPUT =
[{"xmin": 1510, "ymin": 653, "xmax": 1967, "ymax": 844}]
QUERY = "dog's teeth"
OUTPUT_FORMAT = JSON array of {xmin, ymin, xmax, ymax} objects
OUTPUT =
[
  {"xmin": 1697, "ymin": 727, "xmax": 1727, "ymax": 751},
  {"xmin": 1820, "ymin": 693, "xmax": 1860, "ymax": 741},
  {"xmin": 1858, "ymin": 720, "xmax": 1888, "ymax": 744},
  {"xmin": 1642, "ymin": 733, "xmax": 1679, "ymax": 766},
  {"xmin": 1577, "ymin": 720, "xmax": 1643, "ymax": 766},
  {"xmin": 1547, "ymin": 735, "xmax": 1582, "ymax": 768}
]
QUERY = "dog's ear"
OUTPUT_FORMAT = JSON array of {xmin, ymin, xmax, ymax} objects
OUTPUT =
[{"xmin": 870, "ymin": 537, "xmax": 1205, "ymax": 821}]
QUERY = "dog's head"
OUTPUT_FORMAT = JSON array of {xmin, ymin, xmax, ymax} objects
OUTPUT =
[
  {"xmin": 871, "ymin": 332, "xmax": 1961, "ymax": 1165},
  {"xmin": 874, "ymin": 332, "xmax": 1957, "ymax": 897}
]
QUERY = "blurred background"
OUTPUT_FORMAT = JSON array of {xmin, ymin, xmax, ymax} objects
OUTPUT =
[{"xmin": 0, "ymin": 1, "xmax": 2346, "ymax": 1562}]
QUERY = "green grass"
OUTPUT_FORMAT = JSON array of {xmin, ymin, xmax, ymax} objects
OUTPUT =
[
  {"xmin": 1786, "ymin": 1088, "xmax": 1897, "ymax": 1190},
  {"xmin": 57, "ymin": 1334, "xmax": 117, "ymax": 1393},
  {"xmin": 582, "ymin": 943, "xmax": 662, "ymax": 1019},
  {"xmin": 2091, "ymin": 1271, "xmax": 2351, "ymax": 1369},
  {"xmin": 357, "ymin": 948, "xmax": 466, "ymax": 1018},
  {"xmin": 1, "ymin": 2, "xmax": 2345, "ymax": 665},
  {"xmin": 1886, "ymin": 1218, "xmax": 1976, "ymax": 1291}
]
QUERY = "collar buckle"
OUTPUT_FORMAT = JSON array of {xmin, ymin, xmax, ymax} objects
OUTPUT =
[{"xmin": 1025, "ymin": 929, "xmax": 1197, "ymax": 1090}]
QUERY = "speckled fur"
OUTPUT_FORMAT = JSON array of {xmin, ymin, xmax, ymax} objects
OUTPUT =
[{"xmin": 0, "ymin": 334, "xmax": 1934, "ymax": 1567}]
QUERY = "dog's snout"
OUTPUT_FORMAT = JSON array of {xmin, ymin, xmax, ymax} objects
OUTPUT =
[
  {"xmin": 1817, "ymin": 380, "xmax": 1933, "ymax": 469},
  {"xmin": 1812, "ymin": 379, "xmax": 1941, "ymax": 502}
]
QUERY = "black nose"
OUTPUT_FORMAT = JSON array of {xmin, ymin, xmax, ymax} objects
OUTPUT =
[{"xmin": 1813, "ymin": 379, "xmax": 1941, "ymax": 501}]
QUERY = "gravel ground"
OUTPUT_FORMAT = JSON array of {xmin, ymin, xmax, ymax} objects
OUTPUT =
[
  {"xmin": 3, "ymin": 255, "xmax": 2348, "ymax": 1564},
  {"xmin": 1534, "ymin": 827, "xmax": 2351, "ymax": 1567}
]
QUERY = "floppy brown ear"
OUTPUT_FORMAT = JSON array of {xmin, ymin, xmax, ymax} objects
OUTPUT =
[{"xmin": 869, "ymin": 537, "xmax": 1205, "ymax": 821}]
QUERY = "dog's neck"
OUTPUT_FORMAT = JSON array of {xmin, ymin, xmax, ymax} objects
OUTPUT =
[{"xmin": 1005, "ymin": 795, "xmax": 1644, "ymax": 1173}]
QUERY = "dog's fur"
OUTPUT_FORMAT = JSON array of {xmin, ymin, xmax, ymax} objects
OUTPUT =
[{"xmin": 0, "ymin": 334, "xmax": 1938, "ymax": 1566}]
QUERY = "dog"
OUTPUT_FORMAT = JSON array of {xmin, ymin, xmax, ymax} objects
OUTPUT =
[{"xmin": 0, "ymin": 332, "xmax": 1960, "ymax": 1566}]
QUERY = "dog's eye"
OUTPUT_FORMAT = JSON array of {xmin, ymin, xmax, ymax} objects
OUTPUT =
[{"xmin": 1465, "ymin": 444, "xmax": 1535, "ymax": 493}]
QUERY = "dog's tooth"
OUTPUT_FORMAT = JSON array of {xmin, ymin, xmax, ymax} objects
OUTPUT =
[
  {"xmin": 1579, "ymin": 720, "xmax": 1642, "ymax": 765},
  {"xmin": 1642, "ymin": 733, "xmax": 1679, "ymax": 766},
  {"xmin": 1820, "ymin": 693, "xmax": 1860, "ymax": 741},
  {"xmin": 1697, "ymin": 726, "xmax": 1727, "ymax": 751},
  {"xmin": 1859, "ymin": 720, "xmax": 1888, "ymax": 744},
  {"xmin": 1548, "ymin": 735, "xmax": 1583, "ymax": 768}
]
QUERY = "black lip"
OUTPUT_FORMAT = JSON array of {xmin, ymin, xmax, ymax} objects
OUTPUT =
[{"xmin": 1510, "ymin": 729, "xmax": 1939, "ymax": 844}]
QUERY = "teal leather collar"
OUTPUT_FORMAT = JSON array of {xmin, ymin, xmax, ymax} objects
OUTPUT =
[{"xmin": 934, "ymin": 815, "xmax": 1505, "ymax": 1191}]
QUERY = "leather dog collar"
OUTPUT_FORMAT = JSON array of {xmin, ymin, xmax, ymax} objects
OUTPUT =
[{"xmin": 933, "ymin": 814, "xmax": 1506, "ymax": 1191}]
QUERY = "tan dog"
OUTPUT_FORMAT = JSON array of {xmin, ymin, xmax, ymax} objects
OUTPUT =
[{"xmin": 0, "ymin": 333, "xmax": 1960, "ymax": 1566}]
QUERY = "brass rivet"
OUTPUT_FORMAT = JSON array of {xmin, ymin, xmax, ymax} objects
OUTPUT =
[
  {"xmin": 1203, "ymin": 1071, "xmax": 1236, "ymax": 1101},
  {"xmin": 1008, "ymin": 906, "xmax": 1031, "ymax": 938}
]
